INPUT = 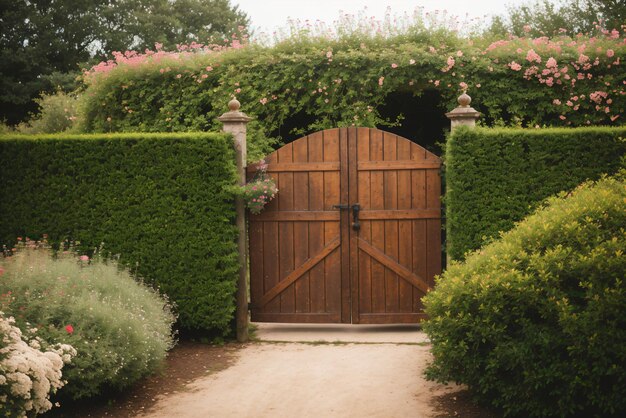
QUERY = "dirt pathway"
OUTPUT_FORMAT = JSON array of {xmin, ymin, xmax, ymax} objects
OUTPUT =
[{"xmin": 137, "ymin": 326, "xmax": 471, "ymax": 418}]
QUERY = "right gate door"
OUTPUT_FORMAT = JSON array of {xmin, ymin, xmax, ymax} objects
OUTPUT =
[
  {"xmin": 248, "ymin": 127, "xmax": 441, "ymax": 324},
  {"xmin": 349, "ymin": 127, "xmax": 441, "ymax": 323}
]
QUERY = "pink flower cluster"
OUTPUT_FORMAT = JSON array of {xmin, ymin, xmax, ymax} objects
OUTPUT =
[
  {"xmin": 526, "ymin": 49, "xmax": 541, "ymax": 63},
  {"xmin": 84, "ymin": 36, "xmax": 249, "ymax": 83},
  {"xmin": 442, "ymin": 56, "xmax": 455, "ymax": 72}
]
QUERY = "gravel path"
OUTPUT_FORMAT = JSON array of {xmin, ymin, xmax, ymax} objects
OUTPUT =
[{"xmin": 138, "ymin": 328, "xmax": 464, "ymax": 418}]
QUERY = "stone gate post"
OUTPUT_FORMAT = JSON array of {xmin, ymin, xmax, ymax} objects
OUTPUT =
[{"xmin": 218, "ymin": 97, "xmax": 252, "ymax": 343}]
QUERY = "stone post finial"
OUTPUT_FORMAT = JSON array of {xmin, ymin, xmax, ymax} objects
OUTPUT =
[
  {"xmin": 446, "ymin": 92, "xmax": 480, "ymax": 131},
  {"xmin": 228, "ymin": 96, "xmax": 241, "ymax": 111},
  {"xmin": 458, "ymin": 92, "xmax": 471, "ymax": 107}
]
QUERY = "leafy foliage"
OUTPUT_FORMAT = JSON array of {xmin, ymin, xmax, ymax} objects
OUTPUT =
[
  {"xmin": 15, "ymin": 90, "xmax": 79, "ymax": 134},
  {"xmin": 489, "ymin": 0, "xmax": 626, "ymax": 38},
  {"xmin": 77, "ymin": 22, "xmax": 625, "ymax": 150},
  {"xmin": 424, "ymin": 174, "xmax": 626, "ymax": 417},
  {"xmin": 0, "ymin": 240, "xmax": 175, "ymax": 400},
  {"xmin": 445, "ymin": 126, "xmax": 626, "ymax": 260},
  {"xmin": 0, "ymin": 132, "xmax": 240, "ymax": 337},
  {"xmin": 0, "ymin": 0, "xmax": 248, "ymax": 125}
]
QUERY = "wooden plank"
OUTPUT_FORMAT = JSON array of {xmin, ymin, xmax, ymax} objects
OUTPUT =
[
  {"xmin": 383, "ymin": 132, "xmax": 399, "ymax": 313},
  {"xmin": 338, "ymin": 128, "xmax": 351, "ymax": 322},
  {"xmin": 426, "ymin": 169, "xmax": 441, "ymax": 289},
  {"xmin": 412, "ymin": 220, "xmax": 428, "ymax": 312},
  {"xmin": 357, "ymin": 161, "xmax": 440, "ymax": 170},
  {"xmin": 308, "ymin": 131, "xmax": 326, "ymax": 313},
  {"xmin": 248, "ymin": 221, "xmax": 264, "ymax": 316},
  {"xmin": 325, "ymin": 221, "xmax": 341, "ymax": 315},
  {"xmin": 411, "ymin": 152, "xmax": 428, "ymax": 312},
  {"xmin": 357, "ymin": 128, "xmax": 372, "ymax": 316},
  {"xmin": 358, "ymin": 238, "xmax": 429, "ymax": 294},
  {"xmin": 262, "ymin": 221, "xmax": 280, "ymax": 311},
  {"xmin": 277, "ymin": 143, "xmax": 295, "ymax": 313},
  {"xmin": 410, "ymin": 142, "xmax": 427, "ymax": 161},
  {"xmin": 292, "ymin": 136, "xmax": 310, "ymax": 313},
  {"xmin": 349, "ymin": 128, "xmax": 363, "ymax": 322},
  {"xmin": 397, "ymin": 137, "xmax": 413, "ymax": 313},
  {"xmin": 359, "ymin": 209, "xmax": 440, "ymax": 220},
  {"xmin": 294, "ymin": 221, "xmax": 310, "ymax": 313},
  {"xmin": 426, "ymin": 168, "xmax": 441, "ymax": 210},
  {"xmin": 369, "ymin": 129, "xmax": 385, "ymax": 314},
  {"xmin": 324, "ymin": 128, "xmax": 342, "ymax": 316},
  {"xmin": 264, "ymin": 162, "xmax": 340, "ymax": 172},
  {"xmin": 259, "ymin": 238, "xmax": 340, "ymax": 306},
  {"xmin": 252, "ymin": 211, "xmax": 340, "ymax": 221}
]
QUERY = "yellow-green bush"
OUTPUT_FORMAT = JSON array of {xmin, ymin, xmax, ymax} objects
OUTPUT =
[{"xmin": 424, "ymin": 174, "xmax": 626, "ymax": 417}]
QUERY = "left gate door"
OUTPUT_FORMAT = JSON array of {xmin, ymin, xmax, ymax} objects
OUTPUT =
[{"xmin": 248, "ymin": 129, "xmax": 348, "ymax": 323}]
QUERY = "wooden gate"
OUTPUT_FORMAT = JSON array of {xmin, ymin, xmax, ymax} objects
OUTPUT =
[{"xmin": 248, "ymin": 128, "xmax": 441, "ymax": 324}]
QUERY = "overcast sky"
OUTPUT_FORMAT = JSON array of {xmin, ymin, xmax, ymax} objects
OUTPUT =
[{"xmin": 234, "ymin": 0, "xmax": 528, "ymax": 35}]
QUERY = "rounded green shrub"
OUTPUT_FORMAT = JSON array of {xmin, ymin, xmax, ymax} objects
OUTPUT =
[
  {"xmin": 16, "ymin": 90, "xmax": 79, "ymax": 134},
  {"xmin": 423, "ymin": 174, "xmax": 626, "ymax": 417},
  {"xmin": 0, "ymin": 240, "xmax": 176, "ymax": 400}
]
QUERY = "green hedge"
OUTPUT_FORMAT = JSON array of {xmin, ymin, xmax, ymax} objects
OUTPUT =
[
  {"xmin": 0, "ymin": 133, "xmax": 239, "ymax": 337},
  {"xmin": 424, "ymin": 174, "xmax": 626, "ymax": 417},
  {"xmin": 445, "ymin": 126, "xmax": 626, "ymax": 260}
]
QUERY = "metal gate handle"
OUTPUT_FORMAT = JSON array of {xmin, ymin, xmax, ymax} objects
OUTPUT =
[{"xmin": 351, "ymin": 203, "xmax": 361, "ymax": 231}]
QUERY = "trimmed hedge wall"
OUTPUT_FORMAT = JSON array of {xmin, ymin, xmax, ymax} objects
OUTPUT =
[
  {"xmin": 0, "ymin": 133, "xmax": 239, "ymax": 337},
  {"xmin": 445, "ymin": 126, "xmax": 626, "ymax": 260}
]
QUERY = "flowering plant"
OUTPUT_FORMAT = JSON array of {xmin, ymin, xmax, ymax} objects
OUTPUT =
[
  {"xmin": 241, "ymin": 160, "xmax": 277, "ymax": 214},
  {"xmin": 0, "ymin": 237, "xmax": 175, "ymax": 400},
  {"xmin": 0, "ymin": 311, "xmax": 76, "ymax": 417}
]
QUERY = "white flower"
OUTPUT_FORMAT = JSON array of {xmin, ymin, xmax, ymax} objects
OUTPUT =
[{"xmin": 0, "ymin": 313, "xmax": 76, "ymax": 415}]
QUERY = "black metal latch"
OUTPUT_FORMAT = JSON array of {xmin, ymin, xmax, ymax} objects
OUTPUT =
[
  {"xmin": 351, "ymin": 203, "xmax": 360, "ymax": 231},
  {"xmin": 333, "ymin": 203, "xmax": 361, "ymax": 231}
]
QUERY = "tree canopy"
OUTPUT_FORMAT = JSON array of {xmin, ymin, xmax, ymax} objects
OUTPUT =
[
  {"xmin": 0, "ymin": 0, "xmax": 249, "ymax": 124},
  {"xmin": 489, "ymin": 0, "xmax": 626, "ymax": 37}
]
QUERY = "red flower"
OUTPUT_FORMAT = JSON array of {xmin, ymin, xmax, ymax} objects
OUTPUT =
[{"xmin": 65, "ymin": 325, "xmax": 74, "ymax": 334}]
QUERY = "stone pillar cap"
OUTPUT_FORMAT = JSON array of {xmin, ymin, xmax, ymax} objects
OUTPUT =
[
  {"xmin": 446, "ymin": 92, "xmax": 481, "ymax": 120},
  {"xmin": 218, "ymin": 97, "xmax": 252, "ymax": 123}
]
